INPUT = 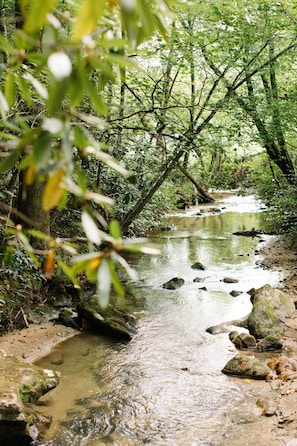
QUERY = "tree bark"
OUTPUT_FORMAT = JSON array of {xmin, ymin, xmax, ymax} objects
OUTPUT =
[
  {"xmin": 17, "ymin": 171, "xmax": 50, "ymax": 235},
  {"xmin": 177, "ymin": 164, "xmax": 215, "ymax": 203}
]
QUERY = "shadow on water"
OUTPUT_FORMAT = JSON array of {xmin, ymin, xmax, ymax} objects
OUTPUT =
[{"xmin": 34, "ymin": 193, "xmax": 282, "ymax": 446}]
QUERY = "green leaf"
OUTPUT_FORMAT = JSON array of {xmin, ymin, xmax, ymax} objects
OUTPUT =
[
  {"xmin": 97, "ymin": 259, "xmax": 111, "ymax": 308},
  {"xmin": 47, "ymin": 79, "xmax": 68, "ymax": 115},
  {"xmin": 0, "ymin": 149, "xmax": 21, "ymax": 173},
  {"xmin": 33, "ymin": 132, "xmax": 53, "ymax": 167},
  {"xmin": 22, "ymin": 0, "xmax": 59, "ymax": 34},
  {"xmin": 4, "ymin": 73, "xmax": 16, "ymax": 107},
  {"xmin": 85, "ymin": 77, "xmax": 107, "ymax": 116},
  {"xmin": 16, "ymin": 76, "xmax": 33, "ymax": 107},
  {"xmin": 72, "ymin": 0, "xmax": 105, "ymax": 42},
  {"xmin": 108, "ymin": 258, "xmax": 125, "ymax": 297},
  {"xmin": 109, "ymin": 220, "xmax": 122, "ymax": 240},
  {"xmin": 57, "ymin": 260, "xmax": 81, "ymax": 289}
]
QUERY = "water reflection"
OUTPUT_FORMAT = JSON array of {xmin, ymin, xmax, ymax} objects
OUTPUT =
[{"xmin": 34, "ymin": 194, "xmax": 281, "ymax": 446}]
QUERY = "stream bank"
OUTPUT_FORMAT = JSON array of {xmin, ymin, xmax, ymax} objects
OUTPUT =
[{"xmin": 1, "ymin": 194, "xmax": 297, "ymax": 445}]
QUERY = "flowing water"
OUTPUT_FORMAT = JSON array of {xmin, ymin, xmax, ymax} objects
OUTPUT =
[{"xmin": 34, "ymin": 193, "xmax": 283, "ymax": 446}]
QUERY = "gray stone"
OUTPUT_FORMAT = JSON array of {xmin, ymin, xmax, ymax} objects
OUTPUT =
[
  {"xmin": 247, "ymin": 284, "xmax": 295, "ymax": 339},
  {"xmin": 229, "ymin": 331, "xmax": 257, "ymax": 350},
  {"xmin": 0, "ymin": 350, "xmax": 60, "ymax": 441},
  {"xmin": 223, "ymin": 277, "xmax": 239, "ymax": 283},
  {"xmin": 222, "ymin": 353, "xmax": 270, "ymax": 380},
  {"xmin": 162, "ymin": 277, "xmax": 185, "ymax": 289},
  {"xmin": 256, "ymin": 335, "xmax": 283, "ymax": 352},
  {"xmin": 77, "ymin": 295, "xmax": 137, "ymax": 339},
  {"xmin": 191, "ymin": 262, "xmax": 206, "ymax": 270}
]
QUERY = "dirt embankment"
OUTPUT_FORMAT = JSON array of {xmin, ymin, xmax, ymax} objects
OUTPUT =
[{"xmin": 259, "ymin": 235, "xmax": 297, "ymax": 445}]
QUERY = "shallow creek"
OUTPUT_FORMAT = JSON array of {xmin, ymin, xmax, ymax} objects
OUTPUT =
[{"xmin": 34, "ymin": 193, "xmax": 283, "ymax": 446}]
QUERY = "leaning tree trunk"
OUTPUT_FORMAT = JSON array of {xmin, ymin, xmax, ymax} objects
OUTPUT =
[{"xmin": 178, "ymin": 164, "xmax": 215, "ymax": 203}]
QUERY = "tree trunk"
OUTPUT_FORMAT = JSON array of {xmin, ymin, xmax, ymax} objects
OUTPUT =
[
  {"xmin": 17, "ymin": 172, "xmax": 51, "ymax": 236},
  {"xmin": 120, "ymin": 149, "xmax": 184, "ymax": 233},
  {"xmin": 177, "ymin": 164, "xmax": 215, "ymax": 203}
]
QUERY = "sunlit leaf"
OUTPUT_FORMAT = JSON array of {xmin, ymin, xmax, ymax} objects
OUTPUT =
[
  {"xmin": 27, "ymin": 229, "xmax": 52, "ymax": 241},
  {"xmin": 112, "ymin": 252, "xmax": 138, "ymax": 281},
  {"xmin": 57, "ymin": 259, "xmax": 81, "ymax": 289},
  {"xmin": 23, "ymin": 72, "xmax": 48, "ymax": 99},
  {"xmin": 42, "ymin": 118, "xmax": 63, "ymax": 134},
  {"xmin": 0, "ymin": 91, "xmax": 9, "ymax": 118},
  {"xmin": 25, "ymin": 163, "xmax": 37, "ymax": 185},
  {"xmin": 48, "ymin": 52, "xmax": 72, "ymax": 80},
  {"xmin": 97, "ymin": 259, "xmax": 111, "ymax": 308},
  {"xmin": 109, "ymin": 219, "xmax": 122, "ymax": 239},
  {"xmin": 42, "ymin": 168, "xmax": 64, "ymax": 211},
  {"xmin": 22, "ymin": 0, "xmax": 59, "ymax": 34},
  {"xmin": 81, "ymin": 210, "xmax": 102, "ymax": 245},
  {"xmin": 4, "ymin": 73, "xmax": 16, "ymax": 107},
  {"xmin": 43, "ymin": 248, "xmax": 56, "ymax": 279},
  {"xmin": 85, "ymin": 146, "xmax": 128, "ymax": 176},
  {"xmin": 72, "ymin": 0, "xmax": 105, "ymax": 42}
]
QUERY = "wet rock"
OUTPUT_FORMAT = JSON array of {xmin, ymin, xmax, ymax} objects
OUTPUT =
[
  {"xmin": 162, "ymin": 277, "xmax": 185, "ymax": 289},
  {"xmin": 0, "ymin": 350, "xmax": 60, "ymax": 442},
  {"xmin": 223, "ymin": 277, "xmax": 239, "ymax": 283},
  {"xmin": 222, "ymin": 353, "xmax": 270, "ymax": 380},
  {"xmin": 206, "ymin": 316, "xmax": 248, "ymax": 335},
  {"xmin": 256, "ymin": 335, "xmax": 283, "ymax": 352},
  {"xmin": 206, "ymin": 324, "xmax": 230, "ymax": 334},
  {"xmin": 58, "ymin": 308, "xmax": 81, "ymax": 330},
  {"xmin": 191, "ymin": 262, "xmax": 206, "ymax": 270},
  {"xmin": 229, "ymin": 331, "xmax": 257, "ymax": 350},
  {"xmin": 247, "ymin": 284, "xmax": 295, "ymax": 339},
  {"xmin": 48, "ymin": 347, "xmax": 64, "ymax": 365},
  {"xmin": 193, "ymin": 277, "xmax": 203, "ymax": 282},
  {"xmin": 233, "ymin": 229, "xmax": 264, "ymax": 237},
  {"xmin": 230, "ymin": 290, "xmax": 242, "ymax": 297},
  {"xmin": 77, "ymin": 296, "xmax": 137, "ymax": 340}
]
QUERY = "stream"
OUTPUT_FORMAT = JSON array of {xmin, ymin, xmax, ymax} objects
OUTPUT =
[{"xmin": 34, "ymin": 192, "xmax": 282, "ymax": 446}]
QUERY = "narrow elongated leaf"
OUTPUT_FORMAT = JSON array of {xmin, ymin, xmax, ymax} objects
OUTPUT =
[
  {"xmin": 81, "ymin": 211, "xmax": 102, "ymax": 245},
  {"xmin": 109, "ymin": 220, "xmax": 122, "ymax": 239},
  {"xmin": 57, "ymin": 259, "xmax": 81, "ymax": 289},
  {"xmin": 22, "ymin": 0, "xmax": 59, "ymax": 34},
  {"xmin": 33, "ymin": 132, "xmax": 53, "ymax": 167},
  {"xmin": 42, "ymin": 168, "xmax": 64, "ymax": 211},
  {"xmin": 108, "ymin": 258, "xmax": 125, "ymax": 297},
  {"xmin": 97, "ymin": 259, "xmax": 111, "ymax": 308},
  {"xmin": 4, "ymin": 73, "xmax": 16, "ymax": 107},
  {"xmin": 72, "ymin": 0, "xmax": 105, "ymax": 42},
  {"xmin": 43, "ymin": 249, "xmax": 56, "ymax": 279},
  {"xmin": 0, "ymin": 149, "xmax": 21, "ymax": 173}
]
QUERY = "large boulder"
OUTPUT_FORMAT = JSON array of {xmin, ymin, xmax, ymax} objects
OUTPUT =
[
  {"xmin": 0, "ymin": 350, "xmax": 60, "ymax": 443},
  {"xmin": 77, "ymin": 296, "xmax": 137, "ymax": 339},
  {"xmin": 222, "ymin": 353, "xmax": 270, "ymax": 380},
  {"xmin": 247, "ymin": 284, "xmax": 295, "ymax": 339}
]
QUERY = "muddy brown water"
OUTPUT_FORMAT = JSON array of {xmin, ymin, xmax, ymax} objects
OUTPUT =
[{"xmin": 34, "ymin": 193, "xmax": 282, "ymax": 446}]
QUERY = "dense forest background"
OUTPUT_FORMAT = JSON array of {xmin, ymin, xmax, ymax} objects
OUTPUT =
[{"xmin": 1, "ymin": 0, "xmax": 297, "ymax": 331}]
